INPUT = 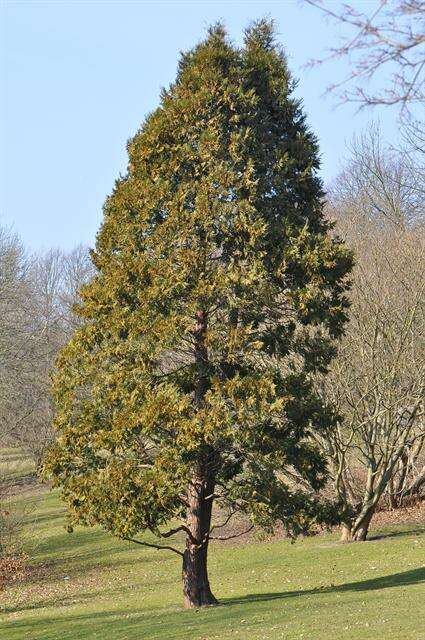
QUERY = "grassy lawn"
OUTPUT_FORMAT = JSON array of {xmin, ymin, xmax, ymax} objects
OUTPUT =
[
  {"xmin": 1, "ymin": 459, "xmax": 424, "ymax": 639},
  {"xmin": 0, "ymin": 448, "xmax": 36, "ymax": 484}
]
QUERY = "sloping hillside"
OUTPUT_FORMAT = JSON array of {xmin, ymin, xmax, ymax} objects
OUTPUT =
[{"xmin": 1, "ymin": 455, "xmax": 424, "ymax": 640}]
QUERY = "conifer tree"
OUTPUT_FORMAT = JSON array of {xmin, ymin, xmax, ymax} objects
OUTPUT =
[{"xmin": 45, "ymin": 21, "xmax": 353, "ymax": 607}]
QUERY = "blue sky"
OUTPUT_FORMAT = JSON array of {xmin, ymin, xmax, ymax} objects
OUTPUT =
[{"xmin": 1, "ymin": 1, "xmax": 399, "ymax": 251}]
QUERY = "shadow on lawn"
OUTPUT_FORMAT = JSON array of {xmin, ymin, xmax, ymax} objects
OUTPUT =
[
  {"xmin": 2, "ymin": 567, "xmax": 424, "ymax": 640},
  {"xmin": 4, "ymin": 566, "xmax": 424, "ymax": 620},
  {"xmin": 368, "ymin": 528, "xmax": 425, "ymax": 541},
  {"xmin": 224, "ymin": 566, "xmax": 425, "ymax": 606}
]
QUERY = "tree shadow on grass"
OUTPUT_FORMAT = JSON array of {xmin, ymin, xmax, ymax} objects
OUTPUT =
[
  {"xmin": 4, "ymin": 566, "xmax": 424, "ymax": 622},
  {"xmin": 223, "ymin": 566, "xmax": 425, "ymax": 606},
  {"xmin": 368, "ymin": 527, "xmax": 425, "ymax": 541},
  {"xmin": 2, "ymin": 568, "xmax": 425, "ymax": 640}
]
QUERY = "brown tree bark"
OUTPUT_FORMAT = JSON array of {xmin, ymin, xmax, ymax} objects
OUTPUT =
[
  {"xmin": 182, "ymin": 473, "xmax": 217, "ymax": 608},
  {"xmin": 340, "ymin": 522, "xmax": 353, "ymax": 542},
  {"xmin": 351, "ymin": 507, "xmax": 375, "ymax": 541},
  {"xmin": 340, "ymin": 504, "xmax": 376, "ymax": 542},
  {"xmin": 182, "ymin": 307, "xmax": 218, "ymax": 607},
  {"xmin": 401, "ymin": 465, "xmax": 425, "ymax": 502}
]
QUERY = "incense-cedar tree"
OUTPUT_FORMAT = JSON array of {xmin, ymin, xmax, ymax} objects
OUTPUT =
[{"xmin": 44, "ymin": 21, "xmax": 353, "ymax": 608}]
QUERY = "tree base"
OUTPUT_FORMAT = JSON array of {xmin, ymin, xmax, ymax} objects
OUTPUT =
[
  {"xmin": 340, "ymin": 524, "xmax": 370, "ymax": 542},
  {"xmin": 340, "ymin": 524, "xmax": 352, "ymax": 542},
  {"xmin": 183, "ymin": 589, "xmax": 218, "ymax": 608},
  {"xmin": 182, "ymin": 547, "xmax": 218, "ymax": 608},
  {"xmin": 352, "ymin": 528, "xmax": 368, "ymax": 542}
]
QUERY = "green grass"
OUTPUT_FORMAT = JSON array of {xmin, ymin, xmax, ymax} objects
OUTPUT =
[
  {"xmin": 1, "ymin": 460, "xmax": 424, "ymax": 640},
  {"xmin": 0, "ymin": 447, "xmax": 35, "ymax": 483}
]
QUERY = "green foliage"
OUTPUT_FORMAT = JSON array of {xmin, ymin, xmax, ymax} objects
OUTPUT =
[{"xmin": 44, "ymin": 21, "xmax": 353, "ymax": 543}]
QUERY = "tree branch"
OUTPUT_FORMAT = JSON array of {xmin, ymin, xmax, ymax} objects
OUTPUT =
[
  {"xmin": 209, "ymin": 525, "xmax": 254, "ymax": 541},
  {"xmin": 123, "ymin": 537, "xmax": 184, "ymax": 557}
]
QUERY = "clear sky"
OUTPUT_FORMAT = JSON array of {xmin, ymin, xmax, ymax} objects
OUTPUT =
[{"xmin": 1, "ymin": 0, "xmax": 399, "ymax": 252}]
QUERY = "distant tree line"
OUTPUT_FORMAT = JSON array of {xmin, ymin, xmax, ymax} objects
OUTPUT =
[{"xmin": 0, "ymin": 237, "xmax": 94, "ymax": 468}]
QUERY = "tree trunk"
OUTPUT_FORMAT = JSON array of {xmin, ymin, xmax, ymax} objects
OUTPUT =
[
  {"xmin": 182, "ymin": 539, "xmax": 217, "ymax": 608},
  {"xmin": 351, "ymin": 508, "xmax": 374, "ymax": 541},
  {"xmin": 182, "ymin": 473, "xmax": 217, "ymax": 608},
  {"xmin": 401, "ymin": 465, "xmax": 425, "ymax": 501},
  {"xmin": 182, "ymin": 306, "xmax": 218, "ymax": 607},
  {"xmin": 340, "ymin": 522, "xmax": 352, "ymax": 542},
  {"xmin": 352, "ymin": 523, "xmax": 369, "ymax": 541},
  {"xmin": 340, "ymin": 504, "xmax": 376, "ymax": 542}
]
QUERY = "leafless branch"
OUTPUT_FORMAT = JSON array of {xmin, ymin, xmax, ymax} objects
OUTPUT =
[{"xmin": 304, "ymin": 0, "xmax": 425, "ymax": 111}]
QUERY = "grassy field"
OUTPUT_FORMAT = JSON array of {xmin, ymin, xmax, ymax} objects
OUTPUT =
[{"xmin": 1, "ymin": 455, "xmax": 424, "ymax": 640}]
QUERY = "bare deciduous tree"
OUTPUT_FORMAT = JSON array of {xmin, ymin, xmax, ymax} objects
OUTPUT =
[
  {"xmin": 0, "ymin": 233, "xmax": 95, "ymax": 467},
  {"xmin": 316, "ymin": 129, "xmax": 425, "ymax": 541},
  {"xmin": 318, "ymin": 226, "xmax": 424, "ymax": 541},
  {"xmin": 304, "ymin": 0, "xmax": 425, "ymax": 110},
  {"xmin": 0, "ymin": 229, "xmax": 34, "ymax": 449},
  {"xmin": 330, "ymin": 123, "xmax": 425, "ymax": 228}
]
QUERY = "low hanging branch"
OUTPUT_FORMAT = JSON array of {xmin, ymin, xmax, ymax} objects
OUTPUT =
[
  {"xmin": 123, "ymin": 537, "xmax": 184, "ymax": 558},
  {"xmin": 209, "ymin": 525, "xmax": 255, "ymax": 541},
  {"xmin": 208, "ymin": 509, "xmax": 237, "ymax": 534},
  {"xmin": 159, "ymin": 525, "xmax": 198, "ymax": 545}
]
